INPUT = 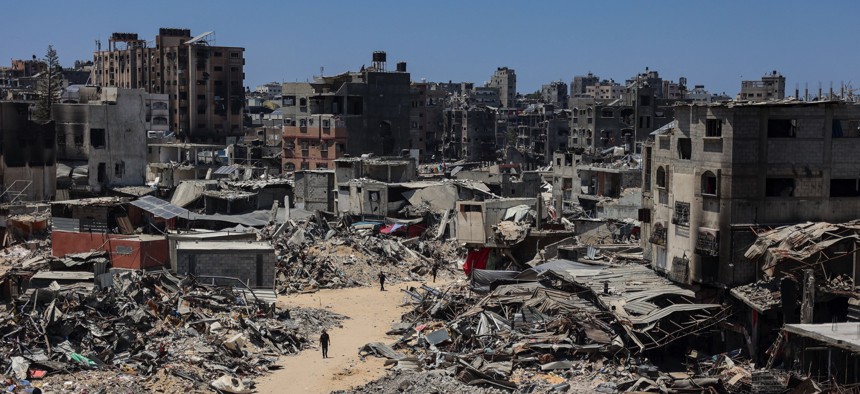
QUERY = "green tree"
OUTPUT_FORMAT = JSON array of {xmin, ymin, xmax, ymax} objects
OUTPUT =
[{"xmin": 34, "ymin": 45, "xmax": 62, "ymax": 122}]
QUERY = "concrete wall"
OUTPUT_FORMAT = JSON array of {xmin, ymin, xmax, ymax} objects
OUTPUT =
[
  {"xmin": 294, "ymin": 170, "xmax": 334, "ymax": 211},
  {"xmin": 175, "ymin": 243, "xmax": 276, "ymax": 288}
]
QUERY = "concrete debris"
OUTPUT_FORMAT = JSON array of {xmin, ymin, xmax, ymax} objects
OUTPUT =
[
  {"xmin": 0, "ymin": 269, "xmax": 345, "ymax": 392},
  {"xmin": 268, "ymin": 213, "xmax": 462, "ymax": 293}
]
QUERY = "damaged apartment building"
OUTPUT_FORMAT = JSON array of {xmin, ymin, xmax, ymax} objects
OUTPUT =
[
  {"xmin": 569, "ymin": 69, "xmax": 680, "ymax": 154},
  {"xmin": 281, "ymin": 52, "xmax": 411, "ymax": 172},
  {"xmin": 92, "ymin": 29, "xmax": 245, "ymax": 142},
  {"xmin": 640, "ymin": 100, "xmax": 860, "ymax": 287}
]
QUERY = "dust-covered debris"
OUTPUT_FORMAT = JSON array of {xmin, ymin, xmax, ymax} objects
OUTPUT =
[{"xmin": 0, "ymin": 269, "xmax": 345, "ymax": 392}]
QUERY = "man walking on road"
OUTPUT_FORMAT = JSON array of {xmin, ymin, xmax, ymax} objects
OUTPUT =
[
  {"xmin": 430, "ymin": 265, "xmax": 438, "ymax": 283},
  {"xmin": 378, "ymin": 271, "xmax": 386, "ymax": 291},
  {"xmin": 320, "ymin": 329, "xmax": 330, "ymax": 358}
]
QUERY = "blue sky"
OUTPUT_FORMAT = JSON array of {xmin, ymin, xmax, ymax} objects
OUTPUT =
[{"xmin": 2, "ymin": 1, "xmax": 857, "ymax": 96}]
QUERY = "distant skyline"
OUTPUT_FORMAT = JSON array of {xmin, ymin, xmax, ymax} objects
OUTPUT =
[{"xmin": 2, "ymin": 1, "xmax": 858, "ymax": 97}]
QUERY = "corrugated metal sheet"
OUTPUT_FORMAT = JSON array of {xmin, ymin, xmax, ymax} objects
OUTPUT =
[{"xmin": 52, "ymin": 217, "xmax": 80, "ymax": 232}]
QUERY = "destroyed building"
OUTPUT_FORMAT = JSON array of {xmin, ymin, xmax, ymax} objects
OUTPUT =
[
  {"xmin": 53, "ymin": 87, "xmax": 159, "ymax": 194},
  {"xmin": 514, "ymin": 103, "xmax": 570, "ymax": 165},
  {"xmin": 0, "ymin": 102, "xmax": 56, "ymax": 202},
  {"xmin": 409, "ymin": 81, "xmax": 448, "ymax": 159},
  {"xmin": 569, "ymin": 79, "xmax": 675, "ymax": 154},
  {"xmin": 454, "ymin": 164, "xmax": 541, "ymax": 198},
  {"xmin": 92, "ymin": 29, "xmax": 245, "ymax": 142},
  {"xmin": 551, "ymin": 151, "xmax": 642, "ymax": 219},
  {"xmin": 640, "ymin": 100, "xmax": 860, "ymax": 287},
  {"xmin": 281, "ymin": 52, "xmax": 411, "ymax": 171},
  {"xmin": 442, "ymin": 104, "xmax": 496, "ymax": 162},
  {"xmin": 146, "ymin": 142, "xmax": 225, "ymax": 188}
]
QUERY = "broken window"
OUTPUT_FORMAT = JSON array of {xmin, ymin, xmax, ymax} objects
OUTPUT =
[
  {"xmin": 832, "ymin": 119, "xmax": 860, "ymax": 138},
  {"xmin": 90, "ymin": 128, "xmax": 106, "ymax": 148},
  {"xmin": 649, "ymin": 223, "xmax": 667, "ymax": 245},
  {"xmin": 114, "ymin": 161, "xmax": 125, "ymax": 178},
  {"xmin": 656, "ymin": 166, "xmax": 667, "ymax": 189},
  {"xmin": 658, "ymin": 135, "xmax": 670, "ymax": 150},
  {"xmin": 701, "ymin": 171, "xmax": 718, "ymax": 196},
  {"xmin": 284, "ymin": 162, "xmax": 295, "ymax": 172},
  {"xmin": 639, "ymin": 95, "xmax": 651, "ymax": 106},
  {"xmin": 673, "ymin": 202, "xmax": 690, "ymax": 226},
  {"xmin": 601, "ymin": 109, "xmax": 614, "ymax": 118},
  {"xmin": 767, "ymin": 119, "xmax": 797, "ymax": 138},
  {"xmin": 677, "ymin": 138, "xmax": 692, "ymax": 160},
  {"xmin": 765, "ymin": 178, "xmax": 795, "ymax": 197},
  {"xmin": 830, "ymin": 179, "xmax": 860, "ymax": 197},
  {"xmin": 706, "ymin": 119, "xmax": 722, "ymax": 137},
  {"xmin": 460, "ymin": 204, "xmax": 482, "ymax": 213}
]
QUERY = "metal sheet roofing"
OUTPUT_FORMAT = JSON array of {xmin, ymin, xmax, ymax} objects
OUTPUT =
[{"xmin": 130, "ymin": 195, "xmax": 190, "ymax": 220}]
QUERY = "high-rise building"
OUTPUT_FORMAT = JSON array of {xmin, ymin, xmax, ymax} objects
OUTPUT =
[
  {"xmin": 92, "ymin": 29, "xmax": 245, "ymax": 142},
  {"xmin": 487, "ymin": 67, "xmax": 516, "ymax": 108}
]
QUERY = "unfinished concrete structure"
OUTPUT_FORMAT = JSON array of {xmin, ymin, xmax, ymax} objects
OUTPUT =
[
  {"xmin": 640, "ymin": 100, "xmax": 860, "ymax": 287},
  {"xmin": 0, "ymin": 102, "xmax": 56, "ymax": 202},
  {"xmin": 92, "ymin": 29, "xmax": 245, "ymax": 141},
  {"xmin": 281, "ymin": 52, "xmax": 411, "ymax": 171}
]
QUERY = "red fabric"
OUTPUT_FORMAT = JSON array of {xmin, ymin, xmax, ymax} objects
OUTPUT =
[{"xmin": 462, "ymin": 248, "xmax": 491, "ymax": 276}]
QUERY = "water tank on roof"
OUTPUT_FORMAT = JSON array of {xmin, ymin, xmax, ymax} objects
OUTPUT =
[
  {"xmin": 372, "ymin": 51, "xmax": 387, "ymax": 62},
  {"xmin": 396, "ymin": 62, "xmax": 407, "ymax": 72}
]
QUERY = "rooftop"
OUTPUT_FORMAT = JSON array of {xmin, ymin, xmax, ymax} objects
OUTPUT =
[{"xmin": 784, "ymin": 323, "xmax": 860, "ymax": 354}]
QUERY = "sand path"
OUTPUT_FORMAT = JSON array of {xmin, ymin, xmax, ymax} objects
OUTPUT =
[{"xmin": 255, "ymin": 281, "xmax": 428, "ymax": 393}]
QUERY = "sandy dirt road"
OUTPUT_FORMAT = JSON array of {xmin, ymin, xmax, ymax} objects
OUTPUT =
[{"xmin": 255, "ymin": 281, "xmax": 429, "ymax": 393}]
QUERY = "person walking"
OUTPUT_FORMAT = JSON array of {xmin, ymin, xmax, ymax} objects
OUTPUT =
[
  {"xmin": 378, "ymin": 271, "xmax": 386, "ymax": 291},
  {"xmin": 319, "ymin": 329, "xmax": 330, "ymax": 359},
  {"xmin": 430, "ymin": 265, "xmax": 438, "ymax": 283}
]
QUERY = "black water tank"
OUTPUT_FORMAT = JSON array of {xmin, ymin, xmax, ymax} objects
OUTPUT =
[
  {"xmin": 372, "ymin": 51, "xmax": 387, "ymax": 62},
  {"xmin": 396, "ymin": 62, "xmax": 406, "ymax": 72}
]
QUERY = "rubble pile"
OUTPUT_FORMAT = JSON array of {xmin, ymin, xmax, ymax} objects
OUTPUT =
[
  {"xmin": 351, "ymin": 258, "xmax": 744, "ymax": 393},
  {"xmin": 0, "ymin": 269, "xmax": 345, "ymax": 392},
  {"xmin": 271, "ymin": 215, "xmax": 463, "ymax": 293},
  {"xmin": 334, "ymin": 370, "xmax": 509, "ymax": 394}
]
